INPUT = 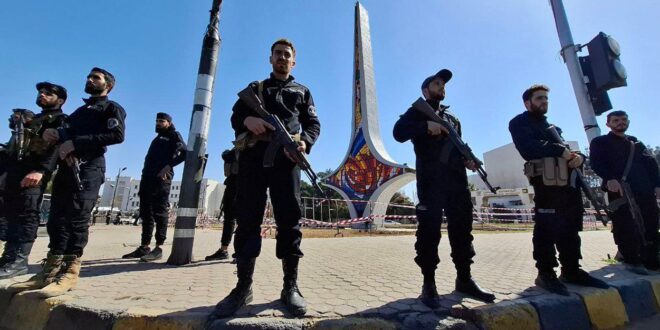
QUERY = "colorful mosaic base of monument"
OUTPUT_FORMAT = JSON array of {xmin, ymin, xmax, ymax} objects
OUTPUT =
[{"xmin": 327, "ymin": 129, "xmax": 405, "ymax": 215}]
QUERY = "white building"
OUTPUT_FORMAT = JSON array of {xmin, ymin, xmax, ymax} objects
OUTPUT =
[
  {"xmin": 100, "ymin": 177, "xmax": 225, "ymax": 216},
  {"xmin": 469, "ymin": 141, "xmax": 580, "ymax": 209}
]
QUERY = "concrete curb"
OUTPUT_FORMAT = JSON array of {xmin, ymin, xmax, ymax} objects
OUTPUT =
[
  {"xmin": 2, "ymin": 275, "xmax": 660, "ymax": 329},
  {"xmin": 573, "ymin": 287, "xmax": 628, "ymax": 330},
  {"xmin": 527, "ymin": 293, "xmax": 590, "ymax": 330},
  {"xmin": 610, "ymin": 279, "xmax": 659, "ymax": 323}
]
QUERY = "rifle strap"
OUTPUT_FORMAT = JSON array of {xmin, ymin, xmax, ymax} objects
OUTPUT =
[{"xmin": 621, "ymin": 140, "xmax": 635, "ymax": 182}]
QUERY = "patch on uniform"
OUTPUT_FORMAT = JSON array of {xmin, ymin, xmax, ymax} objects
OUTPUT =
[
  {"xmin": 308, "ymin": 105, "xmax": 317, "ymax": 116},
  {"xmin": 107, "ymin": 118, "xmax": 119, "ymax": 129},
  {"xmin": 538, "ymin": 208, "xmax": 556, "ymax": 214}
]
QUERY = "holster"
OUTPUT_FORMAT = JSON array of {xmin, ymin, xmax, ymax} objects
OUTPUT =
[{"xmin": 524, "ymin": 157, "xmax": 569, "ymax": 186}]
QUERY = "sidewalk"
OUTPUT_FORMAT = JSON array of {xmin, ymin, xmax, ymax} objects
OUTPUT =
[{"xmin": 1, "ymin": 225, "xmax": 658, "ymax": 329}]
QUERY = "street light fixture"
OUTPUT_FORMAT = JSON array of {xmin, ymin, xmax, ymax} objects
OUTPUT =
[{"xmin": 107, "ymin": 167, "xmax": 127, "ymax": 225}]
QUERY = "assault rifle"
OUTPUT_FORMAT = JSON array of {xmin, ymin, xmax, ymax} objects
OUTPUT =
[
  {"xmin": 620, "ymin": 180, "xmax": 646, "ymax": 245},
  {"xmin": 10, "ymin": 109, "xmax": 33, "ymax": 162},
  {"xmin": 237, "ymin": 86, "xmax": 325, "ymax": 197},
  {"xmin": 547, "ymin": 125, "xmax": 609, "ymax": 226},
  {"xmin": 412, "ymin": 98, "xmax": 498, "ymax": 193}
]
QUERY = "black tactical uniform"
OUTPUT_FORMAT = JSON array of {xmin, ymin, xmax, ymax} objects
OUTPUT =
[
  {"xmin": 137, "ymin": 115, "xmax": 185, "ymax": 258},
  {"xmin": 394, "ymin": 101, "xmax": 475, "ymax": 279},
  {"xmin": 0, "ymin": 108, "xmax": 65, "ymax": 279},
  {"xmin": 393, "ymin": 69, "xmax": 496, "ymax": 306},
  {"xmin": 205, "ymin": 149, "xmax": 238, "ymax": 261},
  {"xmin": 230, "ymin": 75, "xmax": 320, "ymax": 261},
  {"xmin": 590, "ymin": 132, "xmax": 660, "ymax": 269},
  {"xmin": 48, "ymin": 95, "xmax": 126, "ymax": 257},
  {"xmin": 212, "ymin": 74, "xmax": 320, "ymax": 318},
  {"xmin": 509, "ymin": 111, "xmax": 583, "ymax": 273},
  {"xmin": 0, "ymin": 143, "xmax": 8, "ymax": 243}
]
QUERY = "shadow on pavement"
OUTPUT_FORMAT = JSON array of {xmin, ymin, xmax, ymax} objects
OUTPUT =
[{"xmin": 74, "ymin": 258, "xmax": 212, "ymax": 278}]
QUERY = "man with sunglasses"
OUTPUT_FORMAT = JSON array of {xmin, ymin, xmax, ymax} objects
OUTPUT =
[
  {"xmin": 0, "ymin": 83, "xmax": 67, "ymax": 279},
  {"xmin": 10, "ymin": 67, "xmax": 126, "ymax": 297},
  {"xmin": 122, "ymin": 112, "xmax": 186, "ymax": 262}
]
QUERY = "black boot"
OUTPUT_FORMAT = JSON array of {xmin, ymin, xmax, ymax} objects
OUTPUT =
[
  {"xmin": 122, "ymin": 246, "xmax": 151, "ymax": 259},
  {"xmin": 420, "ymin": 279, "xmax": 441, "ymax": 309},
  {"xmin": 0, "ymin": 242, "xmax": 32, "ymax": 280},
  {"xmin": 281, "ymin": 258, "xmax": 306, "ymax": 317},
  {"xmin": 560, "ymin": 268, "xmax": 609, "ymax": 289},
  {"xmin": 205, "ymin": 248, "xmax": 229, "ymax": 261},
  {"xmin": 455, "ymin": 277, "xmax": 496, "ymax": 302},
  {"xmin": 535, "ymin": 270, "xmax": 570, "ymax": 296},
  {"xmin": 210, "ymin": 258, "xmax": 255, "ymax": 319},
  {"xmin": 0, "ymin": 241, "xmax": 17, "ymax": 268},
  {"xmin": 140, "ymin": 246, "xmax": 163, "ymax": 262}
]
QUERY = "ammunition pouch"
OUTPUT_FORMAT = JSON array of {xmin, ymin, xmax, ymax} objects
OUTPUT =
[{"xmin": 524, "ymin": 157, "xmax": 569, "ymax": 186}]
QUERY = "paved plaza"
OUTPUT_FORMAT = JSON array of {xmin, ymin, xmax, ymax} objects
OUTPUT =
[{"xmin": 0, "ymin": 225, "xmax": 657, "ymax": 329}]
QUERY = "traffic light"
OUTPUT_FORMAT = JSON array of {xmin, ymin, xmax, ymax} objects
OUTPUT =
[
  {"xmin": 585, "ymin": 32, "xmax": 627, "ymax": 92},
  {"xmin": 579, "ymin": 32, "xmax": 626, "ymax": 116},
  {"xmin": 579, "ymin": 56, "xmax": 612, "ymax": 115}
]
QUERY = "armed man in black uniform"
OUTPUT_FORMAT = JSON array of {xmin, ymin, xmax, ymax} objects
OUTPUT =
[
  {"xmin": 211, "ymin": 39, "xmax": 320, "ymax": 318},
  {"xmin": 393, "ymin": 69, "xmax": 496, "ymax": 307},
  {"xmin": 590, "ymin": 111, "xmax": 660, "ymax": 274},
  {"xmin": 509, "ymin": 84, "xmax": 609, "ymax": 295},
  {"xmin": 205, "ymin": 149, "xmax": 238, "ymax": 262},
  {"xmin": 122, "ymin": 112, "xmax": 186, "ymax": 262},
  {"xmin": 0, "ymin": 83, "xmax": 67, "ymax": 280},
  {"xmin": 9, "ymin": 67, "xmax": 126, "ymax": 297}
]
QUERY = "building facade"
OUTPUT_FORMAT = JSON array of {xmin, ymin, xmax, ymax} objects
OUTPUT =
[{"xmin": 99, "ymin": 177, "xmax": 225, "ymax": 217}]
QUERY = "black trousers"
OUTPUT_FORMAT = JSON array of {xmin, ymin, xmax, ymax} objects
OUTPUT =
[
  {"xmin": 48, "ymin": 157, "xmax": 105, "ymax": 257},
  {"xmin": 220, "ymin": 175, "xmax": 237, "ymax": 246},
  {"xmin": 233, "ymin": 143, "xmax": 303, "ymax": 260},
  {"xmin": 531, "ymin": 181, "xmax": 583, "ymax": 273},
  {"xmin": 139, "ymin": 178, "xmax": 171, "ymax": 246},
  {"xmin": 414, "ymin": 170, "xmax": 475, "ymax": 276},
  {"xmin": 610, "ymin": 192, "xmax": 660, "ymax": 267},
  {"xmin": 4, "ymin": 165, "xmax": 47, "ymax": 244},
  {"xmin": 0, "ymin": 167, "xmax": 7, "ymax": 241}
]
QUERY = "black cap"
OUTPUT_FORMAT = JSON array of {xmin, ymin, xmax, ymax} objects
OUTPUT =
[
  {"xmin": 157, "ymin": 112, "xmax": 172, "ymax": 122},
  {"xmin": 91, "ymin": 67, "xmax": 115, "ymax": 84},
  {"xmin": 421, "ymin": 69, "xmax": 453, "ymax": 90},
  {"xmin": 36, "ymin": 82, "xmax": 68, "ymax": 101}
]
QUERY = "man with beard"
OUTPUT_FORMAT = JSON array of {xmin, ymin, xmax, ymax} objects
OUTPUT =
[
  {"xmin": 0, "ymin": 83, "xmax": 67, "ymax": 279},
  {"xmin": 393, "ymin": 69, "xmax": 496, "ymax": 307},
  {"xmin": 209, "ymin": 39, "xmax": 320, "ymax": 319},
  {"xmin": 122, "ymin": 112, "xmax": 185, "ymax": 262},
  {"xmin": 590, "ymin": 111, "xmax": 660, "ymax": 274},
  {"xmin": 509, "ymin": 84, "xmax": 609, "ymax": 295},
  {"xmin": 9, "ymin": 68, "xmax": 126, "ymax": 297}
]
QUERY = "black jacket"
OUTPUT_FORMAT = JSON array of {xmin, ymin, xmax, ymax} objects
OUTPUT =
[
  {"xmin": 58, "ymin": 96, "xmax": 126, "ymax": 161},
  {"xmin": 508, "ymin": 111, "xmax": 567, "ymax": 161},
  {"xmin": 141, "ymin": 126, "xmax": 186, "ymax": 179},
  {"xmin": 393, "ymin": 99, "xmax": 466, "ymax": 179},
  {"xmin": 590, "ymin": 132, "xmax": 660, "ymax": 194},
  {"xmin": 230, "ymin": 74, "xmax": 320, "ymax": 153}
]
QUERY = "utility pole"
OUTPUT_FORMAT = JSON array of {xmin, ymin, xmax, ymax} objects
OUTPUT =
[
  {"xmin": 107, "ymin": 167, "xmax": 126, "ymax": 225},
  {"xmin": 549, "ymin": 0, "xmax": 601, "ymax": 142},
  {"xmin": 168, "ymin": 0, "xmax": 223, "ymax": 265}
]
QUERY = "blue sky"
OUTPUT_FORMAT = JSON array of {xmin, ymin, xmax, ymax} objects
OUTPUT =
[{"xmin": 1, "ymin": 1, "xmax": 658, "ymax": 198}]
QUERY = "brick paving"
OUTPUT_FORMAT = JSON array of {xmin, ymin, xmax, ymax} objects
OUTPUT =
[{"xmin": 1, "ymin": 225, "xmax": 641, "ymax": 323}]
